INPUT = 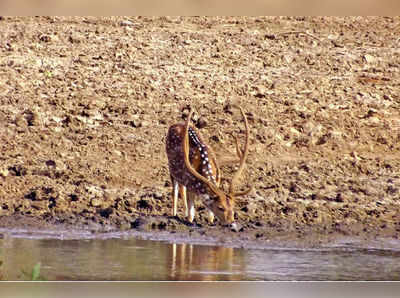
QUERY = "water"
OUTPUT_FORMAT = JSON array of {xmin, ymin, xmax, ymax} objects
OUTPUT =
[{"xmin": 1, "ymin": 229, "xmax": 400, "ymax": 281}]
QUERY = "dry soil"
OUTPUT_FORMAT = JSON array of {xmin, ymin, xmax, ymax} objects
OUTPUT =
[{"xmin": 0, "ymin": 17, "xmax": 399, "ymax": 247}]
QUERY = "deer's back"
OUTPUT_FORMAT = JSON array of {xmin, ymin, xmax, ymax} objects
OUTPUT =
[{"xmin": 166, "ymin": 123, "xmax": 219, "ymax": 194}]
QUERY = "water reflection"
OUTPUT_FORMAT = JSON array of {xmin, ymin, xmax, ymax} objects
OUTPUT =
[
  {"xmin": 1, "ymin": 235, "xmax": 400, "ymax": 281},
  {"xmin": 0, "ymin": 237, "xmax": 247, "ymax": 281},
  {"xmin": 169, "ymin": 243, "xmax": 245, "ymax": 281}
]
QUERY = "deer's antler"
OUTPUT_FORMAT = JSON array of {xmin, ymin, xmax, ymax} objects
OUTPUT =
[{"xmin": 229, "ymin": 106, "xmax": 252, "ymax": 196}]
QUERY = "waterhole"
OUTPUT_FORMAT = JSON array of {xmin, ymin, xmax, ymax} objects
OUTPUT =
[{"xmin": 0, "ymin": 229, "xmax": 399, "ymax": 281}]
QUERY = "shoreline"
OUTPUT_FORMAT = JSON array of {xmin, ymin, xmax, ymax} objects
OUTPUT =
[{"xmin": 1, "ymin": 214, "xmax": 399, "ymax": 251}]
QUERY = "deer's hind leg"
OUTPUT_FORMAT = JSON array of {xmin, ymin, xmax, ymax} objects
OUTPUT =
[
  {"xmin": 171, "ymin": 175, "xmax": 192, "ymax": 221},
  {"xmin": 178, "ymin": 184, "xmax": 195, "ymax": 223},
  {"xmin": 171, "ymin": 176, "xmax": 179, "ymax": 217},
  {"xmin": 178, "ymin": 184, "xmax": 187, "ymax": 216}
]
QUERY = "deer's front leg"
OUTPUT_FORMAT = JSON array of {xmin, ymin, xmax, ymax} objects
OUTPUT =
[
  {"xmin": 201, "ymin": 194, "xmax": 215, "ymax": 224},
  {"xmin": 186, "ymin": 191, "xmax": 195, "ymax": 223}
]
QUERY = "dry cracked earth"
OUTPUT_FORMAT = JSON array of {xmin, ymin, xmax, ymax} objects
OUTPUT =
[{"xmin": 0, "ymin": 16, "xmax": 399, "ymax": 247}]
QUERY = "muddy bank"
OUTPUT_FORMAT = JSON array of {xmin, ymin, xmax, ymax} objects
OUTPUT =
[{"xmin": 0, "ymin": 17, "xmax": 399, "ymax": 245}]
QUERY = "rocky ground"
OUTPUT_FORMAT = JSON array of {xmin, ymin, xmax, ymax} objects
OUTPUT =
[{"xmin": 0, "ymin": 16, "xmax": 399, "ymax": 247}]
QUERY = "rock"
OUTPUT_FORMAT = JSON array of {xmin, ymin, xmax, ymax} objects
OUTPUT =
[
  {"xmin": 0, "ymin": 168, "xmax": 8, "ymax": 177},
  {"xmin": 120, "ymin": 20, "xmax": 134, "ymax": 26},
  {"xmin": 230, "ymin": 222, "xmax": 242, "ymax": 232},
  {"xmin": 140, "ymin": 120, "xmax": 150, "ymax": 127},
  {"xmin": 364, "ymin": 54, "xmax": 376, "ymax": 63},
  {"xmin": 216, "ymin": 97, "xmax": 225, "ymax": 104},
  {"xmin": 15, "ymin": 115, "xmax": 27, "ymax": 127},
  {"xmin": 91, "ymin": 198, "xmax": 102, "ymax": 207},
  {"xmin": 368, "ymin": 117, "xmax": 380, "ymax": 125},
  {"xmin": 91, "ymin": 112, "xmax": 103, "ymax": 121},
  {"xmin": 86, "ymin": 185, "xmax": 103, "ymax": 197},
  {"xmin": 153, "ymin": 192, "xmax": 163, "ymax": 200},
  {"xmin": 290, "ymin": 127, "xmax": 301, "ymax": 136},
  {"xmin": 125, "ymin": 118, "xmax": 141, "ymax": 128},
  {"xmin": 52, "ymin": 116, "xmax": 63, "ymax": 123}
]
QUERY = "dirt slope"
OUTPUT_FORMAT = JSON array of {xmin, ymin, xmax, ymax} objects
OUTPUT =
[{"xmin": 0, "ymin": 17, "xmax": 399, "ymax": 245}]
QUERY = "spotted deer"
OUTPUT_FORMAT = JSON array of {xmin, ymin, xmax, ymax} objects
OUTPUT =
[{"xmin": 165, "ymin": 106, "xmax": 251, "ymax": 225}]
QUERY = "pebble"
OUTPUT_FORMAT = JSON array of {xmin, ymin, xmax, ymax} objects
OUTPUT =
[
  {"xmin": 153, "ymin": 192, "xmax": 163, "ymax": 200},
  {"xmin": 0, "ymin": 168, "xmax": 9, "ymax": 177},
  {"xmin": 364, "ymin": 54, "xmax": 376, "ymax": 63},
  {"xmin": 141, "ymin": 120, "xmax": 150, "ymax": 127},
  {"xmin": 230, "ymin": 222, "xmax": 242, "ymax": 232},
  {"xmin": 91, "ymin": 198, "xmax": 102, "ymax": 207},
  {"xmin": 120, "ymin": 20, "xmax": 134, "ymax": 26}
]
